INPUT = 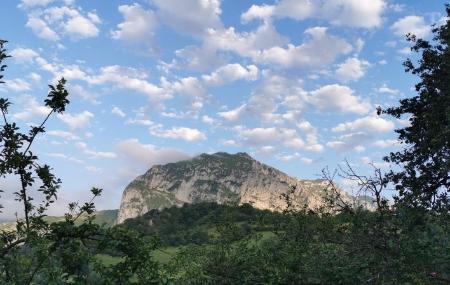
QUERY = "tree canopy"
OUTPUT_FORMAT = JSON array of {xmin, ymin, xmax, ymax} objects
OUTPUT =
[{"xmin": 382, "ymin": 5, "xmax": 450, "ymax": 211}]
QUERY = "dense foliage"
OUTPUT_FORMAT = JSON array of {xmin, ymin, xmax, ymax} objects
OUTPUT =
[
  {"xmin": 118, "ymin": 202, "xmax": 450, "ymax": 284},
  {"xmin": 120, "ymin": 202, "xmax": 282, "ymax": 246},
  {"xmin": 381, "ymin": 4, "xmax": 450, "ymax": 211}
]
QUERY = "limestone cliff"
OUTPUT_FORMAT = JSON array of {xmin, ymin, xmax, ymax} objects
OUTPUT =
[{"xmin": 116, "ymin": 152, "xmax": 355, "ymax": 224}]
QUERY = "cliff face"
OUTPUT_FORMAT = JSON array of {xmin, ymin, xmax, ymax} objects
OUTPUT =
[{"xmin": 116, "ymin": 152, "xmax": 347, "ymax": 224}]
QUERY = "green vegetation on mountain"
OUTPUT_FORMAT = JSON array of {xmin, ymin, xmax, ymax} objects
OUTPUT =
[{"xmin": 119, "ymin": 202, "xmax": 282, "ymax": 247}]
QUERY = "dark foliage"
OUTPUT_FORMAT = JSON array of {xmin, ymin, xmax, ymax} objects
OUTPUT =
[
  {"xmin": 120, "ymin": 202, "xmax": 282, "ymax": 246},
  {"xmin": 381, "ymin": 5, "xmax": 450, "ymax": 211}
]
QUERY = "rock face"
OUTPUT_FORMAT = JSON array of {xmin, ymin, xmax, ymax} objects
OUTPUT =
[{"xmin": 116, "ymin": 152, "xmax": 349, "ymax": 224}]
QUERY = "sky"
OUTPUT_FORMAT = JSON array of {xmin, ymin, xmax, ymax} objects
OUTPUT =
[{"xmin": 0, "ymin": 0, "xmax": 448, "ymax": 219}]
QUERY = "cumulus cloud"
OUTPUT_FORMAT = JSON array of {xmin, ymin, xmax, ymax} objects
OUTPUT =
[
  {"xmin": 332, "ymin": 116, "xmax": 395, "ymax": 133},
  {"xmin": 10, "ymin": 47, "xmax": 39, "ymax": 63},
  {"xmin": 202, "ymin": 63, "xmax": 258, "ymax": 86},
  {"xmin": 4, "ymin": 78, "xmax": 31, "ymax": 92},
  {"xmin": 111, "ymin": 4, "xmax": 158, "ymax": 45},
  {"xmin": 76, "ymin": 142, "xmax": 117, "ymax": 159},
  {"xmin": 152, "ymin": 0, "xmax": 222, "ymax": 36},
  {"xmin": 372, "ymin": 139, "xmax": 400, "ymax": 148},
  {"xmin": 64, "ymin": 14, "xmax": 100, "ymax": 39},
  {"xmin": 111, "ymin": 106, "xmax": 126, "ymax": 118},
  {"xmin": 88, "ymin": 65, "xmax": 169, "ymax": 102},
  {"xmin": 24, "ymin": 5, "xmax": 101, "ymax": 41},
  {"xmin": 235, "ymin": 126, "xmax": 322, "ymax": 152},
  {"xmin": 256, "ymin": 27, "xmax": 352, "ymax": 67},
  {"xmin": 150, "ymin": 126, "xmax": 206, "ymax": 142},
  {"xmin": 204, "ymin": 21, "xmax": 288, "ymax": 60},
  {"xmin": 276, "ymin": 152, "xmax": 313, "ymax": 164},
  {"xmin": 57, "ymin": 111, "xmax": 94, "ymax": 129},
  {"xmin": 18, "ymin": 0, "xmax": 52, "ymax": 7},
  {"xmin": 377, "ymin": 84, "xmax": 400, "ymax": 95},
  {"xmin": 309, "ymin": 84, "xmax": 371, "ymax": 114},
  {"xmin": 47, "ymin": 130, "xmax": 81, "ymax": 141},
  {"xmin": 26, "ymin": 17, "xmax": 60, "ymax": 41},
  {"xmin": 47, "ymin": 152, "xmax": 83, "ymax": 164},
  {"xmin": 68, "ymin": 84, "xmax": 100, "ymax": 105},
  {"xmin": 241, "ymin": 0, "xmax": 386, "ymax": 28},
  {"xmin": 326, "ymin": 132, "xmax": 371, "ymax": 152},
  {"xmin": 391, "ymin": 15, "xmax": 431, "ymax": 38},
  {"xmin": 13, "ymin": 95, "xmax": 50, "ymax": 120},
  {"xmin": 218, "ymin": 104, "xmax": 247, "ymax": 121},
  {"xmin": 335, "ymin": 57, "xmax": 371, "ymax": 82},
  {"xmin": 115, "ymin": 138, "xmax": 190, "ymax": 169}
]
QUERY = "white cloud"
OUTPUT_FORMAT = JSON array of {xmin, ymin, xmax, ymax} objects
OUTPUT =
[
  {"xmin": 47, "ymin": 152, "xmax": 83, "ymax": 164},
  {"xmin": 10, "ymin": 48, "xmax": 39, "ymax": 63},
  {"xmin": 111, "ymin": 4, "xmax": 158, "ymax": 44},
  {"xmin": 111, "ymin": 106, "xmax": 126, "ymax": 118},
  {"xmin": 18, "ymin": 0, "xmax": 53, "ymax": 8},
  {"xmin": 57, "ymin": 111, "xmax": 94, "ymax": 129},
  {"xmin": 256, "ymin": 27, "xmax": 352, "ymax": 67},
  {"xmin": 277, "ymin": 152, "xmax": 313, "ymax": 164},
  {"xmin": 332, "ymin": 116, "xmax": 395, "ymax": 133},
  {"xmin": 309, "ymin": 84, "xmax": 371, "ymax": 114},
  {"xmin": 201, "ymin": 115, "xmax": 215, "ymax": 125},
  {"xmin": 326, "ymin": 132, "xmax": 371, "ymax": 152},
  {"xmin": 150, "ymin": 126, "xmax": 206, "ymax": 142},
  {"xmin": 152, "ymin": 0, "xmax": 222, "ymax": 36},
  {"xmin": 24, "ymin": 6, "xmax": 101, "ymax": 41},
  {"xmin": 241, "ymin": 5, "xmax": 275, "ymax": 23},
  {"xmin": 335, "ymin": 57, "xmax": 370, "ymax": 82},
  {"xmin": 163, "ymin": 76, "xmax": 205, "ymax": 100},
  {"xmin": 398, "ymin": 46, "xmax": 412, "ymax": 55},
  {"xmin": 13, "ymin": 96, "xmax": 51, "ymax": 120},
  {"xmin": 202, "ymin": 63, "xmax": 258, "ymax": 86},
  {"xmin": 391, "ymin": 15, "xmax": 431, "ymax": 38},
  {"xmin": 68, "ymin": 84, "xmax": 100, "ymax": 105},
  {"xmin": 4, "ymin": 78, "xmax": 31, "ymax": 92},
  {"xmin": 76, "ymin": 142, "xmax": 117, "ymax": 159},
  {"xmin": 125, "ymin": 118, "xmax": 154, "ymax": 126},
  {"xmin": 205, "ymin": 21, "xmax": 288, "ymax": 59},
  {"xmin": 248, "ymin": 72, "xmax": 308, "ymax": 123},
  {"xmin": 28, "ymin": 72, "xmax": 42, "ymax": 83},
  {"xmin": 47, "ymin": 130, "xmax": 80, "ymax": 141},
  {"xmin": 218, "ymin": 104, "xmax": 247, "ymax": 121},
  {"xmin": 64, "ymin": 15, "xmax": 100, "ymax": 39},
  {"xmin": 115, "ymin": 138, "xmax": 190, "ymax": 169},
  {"xmin": 255, "ymin": 145, "xmax": 277, "ymax": 156},
  {"xmin": 26, "ymin": 17, "xmax": 59, "ymax": 41},
  {"xmin": 89, "ymin": 65, "xmax": 168, "ymax": 102},
  {"xmin": 241, "ymin": 0, "xmax": 386, "ymax": 28},
  {"xmin": 372, "ymin": 139, "xmax": 399, "ymax": 148},
  {"xmin": 377, "ymin": 84, "xmax": 399, "ymax": 95},
  {"xmin": 221, "ymin": 139, "xmax": 239, "ymax": 147},
  {"xmin": 235, "ymin": 126, "xmax": 318, "ymax": 152}
]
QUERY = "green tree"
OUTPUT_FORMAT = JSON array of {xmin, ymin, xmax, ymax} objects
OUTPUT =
[
  {"xmin": 380, "ymin": 5, "xmax": 450, "ymax": 211},
  {"xmin": 0, "ymin": 39, "xmax": 162, "ymax": 284}
]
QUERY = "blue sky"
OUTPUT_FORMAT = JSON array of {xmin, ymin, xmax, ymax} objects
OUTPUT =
[{"xmin": 0, "ymin": 0, "xmax": 448, "ymax": 217}]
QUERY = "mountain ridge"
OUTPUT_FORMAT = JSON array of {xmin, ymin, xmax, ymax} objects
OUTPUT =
[{"xmin": 116, "ymin": 152, "xmax": 359, "ymax": 224}]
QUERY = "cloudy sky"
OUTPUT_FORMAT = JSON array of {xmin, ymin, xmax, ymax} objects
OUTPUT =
[{"xmin": 0, "ymin": 0, "xmax": 447, "ymax": 217}]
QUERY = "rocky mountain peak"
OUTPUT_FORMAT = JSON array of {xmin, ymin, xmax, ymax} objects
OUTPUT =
[{"xmin": 116, "ymin": 152, "xmax": 351, "ymax": 224}]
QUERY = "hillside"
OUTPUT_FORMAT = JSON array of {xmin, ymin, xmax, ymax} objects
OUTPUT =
[
  {"xmin": 119, "ymin": 202, "xmax": 282, "ymax": 246},
  {"xmin": 117, "ymin": 152, "xmax": 359, "ymax": 224}
]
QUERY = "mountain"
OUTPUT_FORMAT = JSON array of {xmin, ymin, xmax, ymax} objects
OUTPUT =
[{"xmin": 117, "ymin": 152, "xmax": 362, "ymax": 224}]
